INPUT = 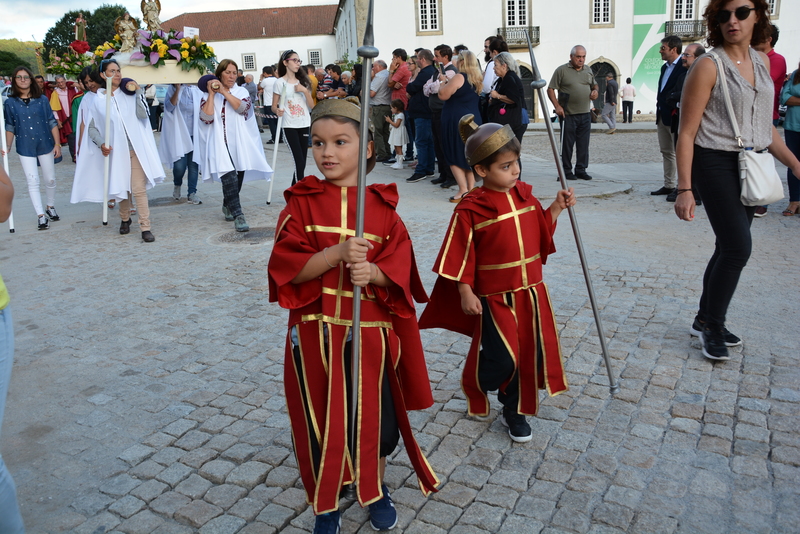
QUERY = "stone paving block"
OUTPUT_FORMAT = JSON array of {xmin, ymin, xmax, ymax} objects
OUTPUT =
[
  {"xmin": 499, "ymin": 513, "xmax": 544, "ymax": 534},
  {"xmin": 475, "ymin": 483, "xmax": 519, "ymax": 509},
  {"xmin": 456, "ymin": 501, "xmax": 506, "ymax": 531},
  {"xmin": 264, "ymin": 465, "xmax": 299, "ymax": 489},
  {"xmin": 566, "ymin": 471, "xmax": 610, "ymax": 494},
  {"xmin": 221, "ymin": 443, "xmax": 258, "ymax": 463},
  {"xmin": 117, "ymin": 510, "xmax": 165, "ymax": 534},
  {"xmin": 175, "ymin": 473, "xmax": 214, "ymax": 500},
  {"xmin": 119, "ymin": 444, "xmax": 157, "ymax": 466},
  {"xmin": 251, "ymin": 446, "xmax": 291, "ymax": 466},
  {"xmin": 130, "ymin": 479, "xmax": 169, "ymax": 503},
  {"xmin": 698, "ymin": 435, "xmax": 732, "ymax": 457},
  {"xmin": 71, "ymin": 491, "xmax": 116, "ymax": 517},
  {"xmin": 488, "ymin": 468, "xmax": 531, "ymax": 492},
  {"xmin": 592, "ymin": 502, "xmax": 635, "ymax": 530},
  {"xmin": 150, "ymin": 491, "xmax": 192, "ymax": 518},
  {"xmin": 204, "ymin": 484, "xmax": 248, "ymax": 510},
  {"xmin": 585, "ymin": 451, "xmax": 618, "ymax": 474},
  {"xmin": 703, "ymin": 423, "xmax": 734, "ymax": 441},
  {"xmin": 200, "ymin": 460, "xmax": 238, "ymax": 485},
  {"xmin": 432, "ymin": 482, "xmax": 478, "ymax": 508},
  {"xmin": 630, "ymin": 512, "xmax": 678, "ymax": 534},
  {"xmin": 130, "ymin": 459, "xmax": 166, "ymax": 480},
  {"xmin": 207, "ymin": 433, "xmax": 240, "ymax": 451},
  {"xmin": 671, "ymin": 402, "xmax": 704, "ymax": 420},
  {"xmin": 163, "ymin": 418, "xmax": 199, "ymax": 438},
  {"xmin": 174, "ymin": 499, "xmax": 224, "ymax": 528},
  {"xmin": 99, "ymin": 474, "xmax": 142, "ymax": 497},
  {"xmin": 270, "ymin": 487, "xmax": 308, "ymax": 513},
  {"xmin": 772, "ymin": 445, "xmax": 800, "ymax": 466},
  {"xmin": 142, "ymin": 432, "xmax": 178, "ymax": 449},
  {"xmin": 152, "ymin": 447, "xmax": 189, "ymax": 466},
  {"xmin": 226, "ymin": 461, "xmax": 272, "ymax": 490},
  {"xmin": 403, "ymin": 520, "xmax": 448, "ymax": 534},
  {"xmin": 175, "ymin": 430, "xmax": 213, "ymax": 451},
  {"xmin": 543, "ymin": 448, "xmax": 578, "ymax": 464},
  {"xmin": 465, "ymin": 447, "xmax": 503, "ymax": 470},
  {"xmin": 74, "ymin": 512, "xmax": 121, "ymax": 534},
  {"xmin": 417, "ymin": 500, "xmax": 463, "ymax": 529},
  {"xmin": 181, "ymin": 448, "xmax": 218, "ymax": 469},
  {"xmin": 427, "ymin": 450, "xmax": 462, "ymax": 478},
  {"xmin": 437, "ymin": 434, "xmax": 474, "ymax": 458},
  {"xmin": 109, "ymin": 494, "xmax": 146, "ymax": 519},
  {"xmin": 734, "ymin": 423, "xmax": 771, "ymax": 443},
  {"xmin": 732, "ymin": 456, "xmax": 769, "ymax": 477},
  {"xmin": 535, "ymin": 460, "xmax": 574, "ymax": 483},
  {"xmin": 550, "ymin": 507, "xmax": 590, "ymax": 533},
  {"xmin": 228, "ymin": 497, "xmax": 268, "ymax": 522},
  {"xmin": 198, "ymin": 515, "xmax": 248, "ymax": 534},
  {"xmin": 156, "ymin": 463, "xmax": 193, "ymax": 487},
  {"xmin": 514, "ymin": 494, "xmax": 556, "ymax": 521}
]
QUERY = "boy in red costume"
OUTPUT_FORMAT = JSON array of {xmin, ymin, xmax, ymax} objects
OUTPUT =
[
  {"xmin": 420, "ymin": 115, "xmax": 575, "ymax": 443},
  {"xmin": 268, "ymin": 98, "xmax": 439, "ymax": 534}
]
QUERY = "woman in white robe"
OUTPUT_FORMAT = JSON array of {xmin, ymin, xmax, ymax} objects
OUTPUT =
[
  {"xmin": 71, "ymin": 67, "xmax": 107, "ymax": 205},
  {"xmin": 88, "ymin": 59, "xmax": 165, "ymax": 242},
  {"xmin": 159, "ymin": 84, "xmax": 202, "ymax": 203},
  {"xmin": 199, "ymin": 59, "xmax": 272, "ymax": 232}
]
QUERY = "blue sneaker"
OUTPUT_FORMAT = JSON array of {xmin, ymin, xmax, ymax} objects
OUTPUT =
[
  {"xmin": 368, "ymin": 484, "xmax": 398, "ymax": 531},
  {"xmin": 314, "ymin": 510, "xmax": 341, "ymax": 534}
]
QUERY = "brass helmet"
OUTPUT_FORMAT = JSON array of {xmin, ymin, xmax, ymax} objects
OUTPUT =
[{"xmin": 459, "ymin": 114, "xmax": 516, "ymax": 167}]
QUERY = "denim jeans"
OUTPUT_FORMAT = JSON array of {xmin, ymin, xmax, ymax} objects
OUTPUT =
[
  {"xmin": 0, "ymin": 307, "xmax": 25, "ymax": 533},
  {"xmin": 414, "ymin": 118, "xmax": 434, "ymax": 175},
  {"xmin": 172, "ymin": 151, "xmax": 199, "ymax": 196}
]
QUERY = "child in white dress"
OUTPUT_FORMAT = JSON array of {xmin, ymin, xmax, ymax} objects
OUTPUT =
[{"xmin": 385, "ymin": 99, "xmax": 409, "ymax": 170}]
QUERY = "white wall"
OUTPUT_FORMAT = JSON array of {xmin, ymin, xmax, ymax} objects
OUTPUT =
[{"xmin": 207, "ymin": 34, "xmax": 337, "ymax": 77}]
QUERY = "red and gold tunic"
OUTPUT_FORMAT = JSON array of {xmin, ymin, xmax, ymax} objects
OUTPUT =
[
  {"xmin": 268, "ymin": 176, "xmax": 439, "ymax": 514},
  {"xmin": 419, "ymin": 180, "xmax": 568, "ymax": 416}
]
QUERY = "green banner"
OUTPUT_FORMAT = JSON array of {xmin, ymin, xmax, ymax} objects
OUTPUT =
[{"xmin": 631, "ymin": 0, "xmax": 668, "ymax": 113}]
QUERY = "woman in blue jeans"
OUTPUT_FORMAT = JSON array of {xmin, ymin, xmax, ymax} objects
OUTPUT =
[
  {"xmin": 0, "ymin": 167, "xmax": 25, "ymax": 533},
  {"xmin": 780, "ymin": 62, "xmax": 800, "ymax": 216}
]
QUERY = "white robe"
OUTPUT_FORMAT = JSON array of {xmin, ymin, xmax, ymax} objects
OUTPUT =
[
  {"xmin": 71, "ymin": 91, "xmax": 107, "ymax": 204},
  {"xmin": 89, "ymin": 87, "xmax": 165, "ymax": 201},
  {"xmin": 197, "ymin": 85, "xmax": 272, "ymax": 183},
  {"xmin": 158, "ymin": 85, "xmax": 195, "ymax": 166}
]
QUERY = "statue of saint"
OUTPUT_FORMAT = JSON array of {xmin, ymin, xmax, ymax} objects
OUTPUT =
[
  {"xmin": 114, "ymin": 12, "xmax": 140, "ymax": 53},
  {"xmin": 74, "ymin": 13, "xmax": 87, "ymax": 42},
  {"xmin": 141, "ymin": 0, "xmax": 163, "ymax": 32}
]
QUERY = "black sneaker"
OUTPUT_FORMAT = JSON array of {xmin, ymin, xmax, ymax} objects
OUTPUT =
[
  {"xmin": 37, "ymin": 215, "xmax": 49, "ymax": 230},
  {"xmin": 313, "ymin": 510, "xmax": 341, "ymax": 534},
  {"xmin": 689, "ymin": 316, "xmax": 741, "ymax": 347},
  {"xmin": 700, "ymin": 325, "xmax": 730, "ymax": 361},
  {"xmin": 501, "ymin": 408, "xmax": 532, "ymax": 443},
  {"xmin": 431, "ymin": 176, "xmax": 445, "ymax": 184},
  {"xmin": 368, "ymin": 484, "xmax": 398, "ymax": 531},
  {"xmin": 119, "ymin": 219, "xmax": 131, "ymax": 235},
  {"xmin": 45, "ymin": 206, "xmax": 60, "ymax": 221},
  {"xmin": 382, "ymin": 158, "xmax": 397, "ymax": 165},
  {"xmin": 406, "ymin": 173, "xmax": 427, "ymax": 183},
  {"xmin": 576, "ymin": 172, "xmax": 593, "ymax": 181}
]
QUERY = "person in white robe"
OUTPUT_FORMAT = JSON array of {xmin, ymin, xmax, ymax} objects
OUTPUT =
[
  {"xmin": 159, "ymin": 84, "xmax": 202, "ymax": 204},
  {"xmin": 198, "ymin": 59, "xmax": 272, "ymax": 233},
  {"xmin": 88, "ymin": 59, "xmax": 165, "ymax": 242},
  {"xmin": 71, "ymin": 67, "xmax": 107, "ymax": 206}
]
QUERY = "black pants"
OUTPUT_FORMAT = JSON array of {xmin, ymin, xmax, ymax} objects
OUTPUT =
[
  {"xmin": 220, "ymin": 170, "xmax": 245, "ymax": 218},
  {"xmin": 282, "ymin": 127, "xmax": 309, "ymax": 185},
  {"xmin": 692, "ymin": 145, "xmax": 755, "ymax": 329},
  {"xmin": 292, "ymin": 342, "xmax": 399, "ymax": 473},
  {"xmin": 264, "ymin": 106, "xmax": 278, "ymax": 142},
  {"xmin": 431, "ymin": 110, "xmax": 453, "ymax": 180},
  {"xmin": 66, "ymin": 132, "xmax": 76, "ymax": 161},
  {"xmin": 561, "ymin": 112, "xmax": 591, "ymax": 175},
  {"xmin": 622, "ymin": 101, "xmax": 633, "ymax": 123}
]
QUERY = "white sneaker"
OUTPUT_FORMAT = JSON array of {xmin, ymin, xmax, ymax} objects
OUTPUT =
[
  {"xmin": 390, "ymin": 161, "xmax": 403, "ymax": 170},
  {"xmin": 172, "ymin": 186, "xmax": 181, "ymax": 200}
]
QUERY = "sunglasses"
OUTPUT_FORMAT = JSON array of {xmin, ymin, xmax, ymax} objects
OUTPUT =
[{"xmin": 715, "ymin": 6, "xmax": 755, "ymax": 24}]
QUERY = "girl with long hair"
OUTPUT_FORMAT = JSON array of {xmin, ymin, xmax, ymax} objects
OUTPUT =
[{"xmin": 273, "ymin": 50, "xmax": 315, "ymax": 185}]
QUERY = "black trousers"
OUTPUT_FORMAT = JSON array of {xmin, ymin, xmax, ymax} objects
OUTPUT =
[
  {"xmin": 622, "ymin": 101, "xmax": 633, "ymax": 123},
  {"xmin": 220, "ymin": 170, "xmax": 245, "ymax": 218},
  {"xmin": 431, "ymin": 110, "xmax": 453, "ymax": 180},
  {"xmin": 282, "ymin": 127, "xmax": 309, "ymax": 185},
  {"xmin": 692, "ymin": 145, "xmax": 755, "ymax": 329},
  {"xmin": 561, "ymin": 112, "xmax": 591, "ymax": 175}
]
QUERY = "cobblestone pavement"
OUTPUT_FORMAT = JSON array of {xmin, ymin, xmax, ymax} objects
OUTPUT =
[{"xmin": 1, "ymin": 131, "xmax": 798, "ymax": 533}]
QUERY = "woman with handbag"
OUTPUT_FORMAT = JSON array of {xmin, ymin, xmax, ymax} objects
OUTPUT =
[{"xmin": 675, "ymin": 0, "xmax": 800, "ymax": 361}]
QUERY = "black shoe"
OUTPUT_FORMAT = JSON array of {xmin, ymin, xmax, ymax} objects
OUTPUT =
[
  {"xmin": 576, "ymin": 173, "xmax": 592, "ymax": 181},
  {"xmin": 666, "ymin": 189, "xmax": 678, "ymax": 202},
  {"xmin": 382, "ymin": 158, "xmax": 397, "ymax": 165},
  {"xmin": 440, "ymin": 178, "xmax": 457, "ymax": 188},
  {"xmin": 563, "ymin": 173, "xmax": 577, "ymax": 181},
  {"xmin": 689, "ymin": 316, "xmax": 741, "ymax": 347},
  {"xmin": 501, "ymin": 408, "xmax": 532, "ymax": 443},
  {"xmin": 45, "ymin": 206, "xmax": 60, "ymax": 221},
  {"xmin": 700, "ymin": 325, "xmax": 730, "ymax": 361},
  {"xmin": 141, "ymin": 231, "xmax": 155, "ymax": 243},
  {"xmin": 651, "ymin": 186, "xmax": 675, "ymax": 196},
  {"xmin": 376, "ymin": 156, "xmax": 393, "ymax": 163},
  {"xmin": 695, "ymin": 195, "xmax": 702, "ymax": 206},
  {"xmin": 431, "ymin": 176, "xmax": 445, "ymax": 184},
  {"xmin": 406, "ymin": 173, "xmax": 427, "ymax": 183},
  {"xmin": 119, "ymin": 219, "xmax": 131, "ymax": 235},
  {"xmin": 266, "ymin": 139, "xmax": 275, "ymax": 145},
  {"xmin": 37, "ymin": 215, "xmax": 49, "ymax": 230}
]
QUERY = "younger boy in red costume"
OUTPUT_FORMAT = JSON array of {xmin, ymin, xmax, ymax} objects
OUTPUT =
[
  {"xmin": 420, "ymin": 115, "xmax": 575, "ymax": 443},
  {"xmin": 268, "ymin": 98, "xmax": 439, "ymax": 534}
]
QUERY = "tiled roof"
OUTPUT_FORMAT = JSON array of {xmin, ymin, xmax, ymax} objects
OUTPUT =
[{"xmin": 161, "ymin": 4, "xmax": 338, "ymax": 42}]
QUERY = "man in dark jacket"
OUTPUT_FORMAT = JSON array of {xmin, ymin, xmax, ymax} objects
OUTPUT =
[
  {"xmin": 600, "ymin": 73, "xmax": 618, "ymax": 134},
  {"xmin": 406, "ymin": 49, "xmax": 436, "ymax": 183},
  {"xmin": 651, "ymin": 35, "xmax": 686, "ymax": 196}
]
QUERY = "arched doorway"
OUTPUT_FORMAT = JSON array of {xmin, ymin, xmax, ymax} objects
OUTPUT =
[
  {"xmin": 519, "ymin": 65, "xmax": 536, "ymax": 121},
  {"xmin": 590, "ymin": 61, "xmax": 617, "ymax": 112}
]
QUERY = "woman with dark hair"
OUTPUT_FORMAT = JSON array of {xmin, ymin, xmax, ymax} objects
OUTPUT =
[
  {"xmin": 349, "ymin": 63, "xmax": 363, "ymax": 99},
  {"xmin": 620, "ymin": 77, "xmax": 636, "ymax": 123},
  {"xmin": 488, "ymin": 52, "xmax": 526, "ymax": 142},
  {"xmin": 273, "ymin": 50, "xmax": 314, "ymax": 185},
  {"xmin": 200, "ymin": 58, "xmax": 272, "ymax": 232},
  {"xmin": 780, "ymin": 62, "xmax": 800, "ymax": 215},
  {"xmin": 675, "ymin": 0, "xmax": 800, "ymax": 360},
  {"xmin": 71, "ymin": 66, "xmax": 107, "ymax": 206},
  {"xmin": 2, "ymin": 66, "xmax": 61, "ymax": 230},
  {"xmin": 87, "ymin": 58, "xmax": 164, "ymax": 242}
]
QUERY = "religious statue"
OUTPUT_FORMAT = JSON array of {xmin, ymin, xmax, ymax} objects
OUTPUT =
[
  {"xmin": 74, "ymin": 13, "xmax": 87, "ymax": 42},
  {"xmin": 141, "ymin": 0, "xmax": 163, "ymax": 32},
  {"xmin": 114, "ymin": 12, "xmax": 140, "ymax": 53}
]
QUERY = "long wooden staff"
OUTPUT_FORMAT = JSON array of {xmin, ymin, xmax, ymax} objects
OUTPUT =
[
  {"xmin": 343, "ymin": 0, "xmax": 379, "ymax": 500},
  {"xmin": 524, "ymin": 31, "xmax": 619, "ymax": 394},
  {"xmin": 0, "ymin": 99, "xmax": 15, "ymax": 233},
  {"xmin": 266, "ymin": 83, "xmax": 288, "ymax": 205},
  {"xmin": 102, "ymin": 75, "xmax": 112, "ymax": 225}
]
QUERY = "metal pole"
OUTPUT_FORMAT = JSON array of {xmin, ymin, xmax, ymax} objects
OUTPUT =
[
  {"xmin": 524, "ymin": 31, "xmax": 619, "ymax": 394},
  {"xmin": 266, "ymin": 84, "xmax": 288, "ymax": 205},
  {"xmin": 0, "ymin": 99, "xmax": 15, "ymax": 233},
  {"xmin": 343, "ymin": 0, "xmax": 378, "ymax": 501},
  {"xmin": 102, "ymin": 75, "xmax": 112, "ymax": 225}
]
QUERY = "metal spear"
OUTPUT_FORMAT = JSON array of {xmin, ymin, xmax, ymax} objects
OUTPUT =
[
  {"xmin": 266, "ymin": 83, "xmax": 288, "ymax": 205},
  {"xmin": 0, "ymin": 98, "xmax": 15, "ymax": 233},
  {"xmin": 524, "ymin": 31, "xmax": 619, "ymax": 394},
  {"xmin": 344, "ymin": 0, "xmax": 379, "ymax": 501},
  {"xmin": 102, "ymin": 75, "xmax": 112, "ymax": 226}
]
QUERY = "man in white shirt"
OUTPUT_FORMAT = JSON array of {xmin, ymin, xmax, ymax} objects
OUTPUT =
[{"xmin": 260, "ymin": 66, "xmax": 278, "ymax": 143}]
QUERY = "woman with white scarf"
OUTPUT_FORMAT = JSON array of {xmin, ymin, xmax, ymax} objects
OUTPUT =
[
  {"xmin": 199, "ymin": 59, "xmax": 272, "ymax": 232},
  {"xmin": 88, "ymin": 59, "xmax": 165, "ymax": 242},
  {"xmin": 71, "ymin": 66, "xmax": 107, "ymax": 206}
]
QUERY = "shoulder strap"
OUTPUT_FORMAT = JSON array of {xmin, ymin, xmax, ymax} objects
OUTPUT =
[{"xmin": 708, "ymin": 51, "xmax": 743, "ymax": 148}]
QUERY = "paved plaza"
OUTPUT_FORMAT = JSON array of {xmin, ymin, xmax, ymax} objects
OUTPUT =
[{"xmin": 1, "ymin": 128, "xmax": 798, "ymax": 533}]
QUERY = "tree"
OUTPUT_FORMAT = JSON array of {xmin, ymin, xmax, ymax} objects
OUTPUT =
[
  {"xmin": 0, "ymin": 39, "xmax": 43, "ymax": 76},
  {"xmin": 0, "ymin": 51, "xmax": 31, "ymax": 76},
  {"xmin": 43, "ymin": 10, "xmax": 89, "ymax": 58},
  {"xmin": 88, "ymin": 4, "xmax": 139, "ymax": 51}
]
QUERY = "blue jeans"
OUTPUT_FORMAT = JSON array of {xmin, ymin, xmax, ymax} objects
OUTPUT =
[
  {"xmin": 414, "ymin": 118, "xmax": 434, "ymax": 175},
  {"xmin": 0, "ymin": 307, "xmax": 25, "ymax": 533},
  {"xmin": 173, "ymin": 151, "xmax": 199, "ymax": 196},
  {"xmin": 785, "ymin": 129, "xmax": 800, "ymax": 202}
]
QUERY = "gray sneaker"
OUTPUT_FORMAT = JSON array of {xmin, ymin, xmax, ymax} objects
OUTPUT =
[
  {"xmin": 187, "ymin": 193, "xmax": 202, "ymax": 205},
  {"xmin": 172, "ymin": 186, "xmax": 181, "ymax": 201},
  {"xmin": 222, "ymin": 205, "xmax": 234, "ymax": 221},
  {"xmin": 234, "ymin": 214, "xmax": 249, "ymax": 232}
]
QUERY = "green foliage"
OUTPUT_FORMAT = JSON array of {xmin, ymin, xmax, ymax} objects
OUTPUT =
[
  {"xmin": 337, "ymin": 52, "xmax": 359, "ymax": 72},
  {"xmin": 0, "ymin": 50, "xmax": 31, "ymax": 75},
  {"xmin": 88, "ymin": 5, "xmax": 137, "ymax": 51},
  {"xmin": 0, "ymin": 39, "xmax": 43, "ymax": 76},
  {"xmin": 44, "ymin": 10, "xmax": 87, "ymax": 58}
]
